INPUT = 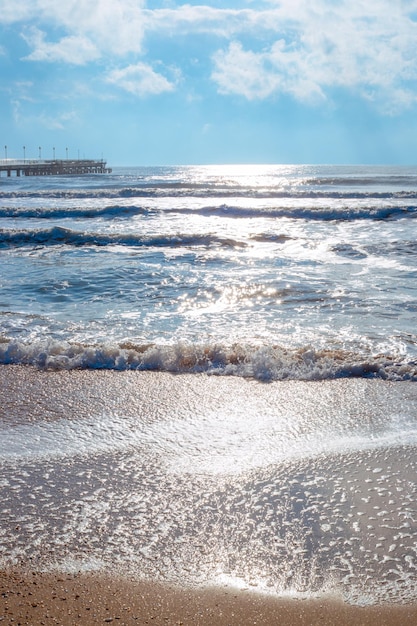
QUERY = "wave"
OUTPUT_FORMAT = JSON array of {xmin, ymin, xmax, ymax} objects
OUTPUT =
[
  {"xmin": 0, "ymin": 226, "xmax": 245, "ymax": 249},
  {"xmin": 0, "ymin": 339, "xmax": 416, "ymax": 381},
  {"xmin": 207, "ymin": 204, "xmax": 417, "ymax": 221},
  {"xmin": 2, "ymin": 187, "xmax": 417, "ymax": 200},
  {"xmin": 1, "ymin": 204, "xmax": 416, "ymax": 223},
  {"xmin": 304, "ymin": 175, "xmax": 417, "ymax": 187},
  {"xmin": 0, "ymin": 205, "xmax": 150, "ymax": 220}
]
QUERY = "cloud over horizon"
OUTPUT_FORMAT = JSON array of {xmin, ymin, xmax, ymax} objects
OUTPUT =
[
  {"xmin": 2, "ymin": 1, "xmax": 417, "ymax": 164},
  {"xmin": 2, "ymin": 0, "xmax": 417, "ymax": 110}
]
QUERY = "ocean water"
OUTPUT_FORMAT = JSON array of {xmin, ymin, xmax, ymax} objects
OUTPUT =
[
  {"xmin": 1, "ymin": 163, "xmax": 417, "ymax": 379},
  {"xmin": 1, "ymin": 164, "xmax": 417, "ymax": 606}
]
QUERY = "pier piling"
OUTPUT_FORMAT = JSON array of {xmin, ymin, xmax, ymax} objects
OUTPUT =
[{"xmin": 0, "ymin": 158, "xmax": 112, "ymax": 177}]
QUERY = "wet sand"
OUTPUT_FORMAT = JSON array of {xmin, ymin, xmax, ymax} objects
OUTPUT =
[
  {"xmin": 1, "ymin": 570, "xmax": 417, "ymax": 625},
  {"xmin": 1, "ymin": 366, "xmax": 417, "ymax": 623}
]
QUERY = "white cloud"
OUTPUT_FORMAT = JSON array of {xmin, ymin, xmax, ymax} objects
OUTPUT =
[
  {"xmin": 2, "ymin": 0, "xmax": 146, "ymax": 57},
  {"xmin": 2, "ymin": 0, "xmax": 417, "ymax": 112},
  {"xmin": 11, "ymin": 97, "xmax": 78, "ymax": 130},
  {"xmin": 106, "ymin": 63, "xmax": 176, "ymax": 97},
  {"xmin": 211, "ymin": 0, "xmax": 417, "ymax": 111},
  {"xmin": 0, "ymin": 1, "xmax": 34, "ymax": 24},
  {"xmin": 38, "ymin": 110, "xmax": 78, "ymax": 130},
  {"xmin": 22, "ymin": 28, "xmax": 100, "ymax": 65},
  {"xmin": 40, "ymin": 0, "xmax": 146, "ymax": 56},
  {"xmin": 212, "ymin": 42, "xmax": 281, "ymax": 100},
  {"xmin": 142, "ymin": 5, "xmax": 261, "ymax": 37}
]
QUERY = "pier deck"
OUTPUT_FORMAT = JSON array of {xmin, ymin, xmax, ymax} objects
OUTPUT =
[{"xmin": 0, "ymin": 159, "xmax": 112, "ymax": 177}]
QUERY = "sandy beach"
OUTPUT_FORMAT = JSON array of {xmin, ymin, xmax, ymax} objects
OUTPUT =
[
  {"xmin": 1, "ymin": 569, "xmax": 417, "ymax": 625},
  {"xmin": 1, "ymin": 366, "xmax": 417, "ymax": 624}
]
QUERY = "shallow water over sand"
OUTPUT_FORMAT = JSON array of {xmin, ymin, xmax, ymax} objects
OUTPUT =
[{"xmin": 1, "ymin": 367, "xmax": 416, "ymax": 606}]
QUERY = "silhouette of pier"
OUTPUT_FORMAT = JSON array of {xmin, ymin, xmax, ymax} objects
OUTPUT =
[{"xmin": 0, "ymin": 159, "xmax": 112, "ymax": 177}]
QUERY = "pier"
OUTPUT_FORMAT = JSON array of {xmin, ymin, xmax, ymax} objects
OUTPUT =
[{"xmin": 0, "ymin": 158, "xmax": 112, "ymax": 177}]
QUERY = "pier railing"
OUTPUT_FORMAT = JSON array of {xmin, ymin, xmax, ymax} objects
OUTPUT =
[{"xmin": 0, "ymin": 158, "xmax": 112, "ymax": 177}]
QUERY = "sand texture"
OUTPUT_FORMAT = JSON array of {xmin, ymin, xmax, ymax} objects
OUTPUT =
[
  {"xmin": 1, "ymin": 570, "xmax": 417, "ymax": 625},
  {"xmin": 1, "ymin": 366, "xmax": 417, "ymax": 623}
]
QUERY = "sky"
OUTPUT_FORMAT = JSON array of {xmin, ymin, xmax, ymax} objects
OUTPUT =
[{"xmin": 1, "ymin": 0, "xmax": 417, "ymax": 166}]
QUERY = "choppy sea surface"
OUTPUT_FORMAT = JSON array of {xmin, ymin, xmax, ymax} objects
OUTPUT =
[
  {"xmin": 1, "ymin": 163, "xmax": 417, "ymax": 380},
  {"xmin": 1, "ymin": 165, "xmax": 417, "ymax": 607}
]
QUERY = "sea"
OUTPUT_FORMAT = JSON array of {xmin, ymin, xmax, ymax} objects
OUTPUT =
[
  {"xmin": 1, "ymin": 163, "xmax": 417, "ymax": 378},
  {"xmin": 0, "ymin": 164, "xmax": 416, "ymax": 606}
]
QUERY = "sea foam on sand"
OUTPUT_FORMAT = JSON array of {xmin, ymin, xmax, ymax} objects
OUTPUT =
[{"xmin": 0, "ymin": 366, "xmax": 417, "ymax": 612}]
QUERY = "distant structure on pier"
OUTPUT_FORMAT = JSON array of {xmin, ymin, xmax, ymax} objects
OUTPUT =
[{"xmin": 0, "ymin": 158, "xmax": 112, "ymax": 177}]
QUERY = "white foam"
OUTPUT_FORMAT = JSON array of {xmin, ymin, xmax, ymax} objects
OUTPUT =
[
  {"xmin": 143, "ymin": 412, "xmax": 417, "ymax": 475},
  {"xmin": 0, "ymin": 413, "xmax": 138, "ymax": 461},
  {"xmin": 1, "ymin": 339, "xmax": 416, "ymax": 381},
  {"xmin": 2, "ymin": 408, "xmax": 416, "ymax": 477}
]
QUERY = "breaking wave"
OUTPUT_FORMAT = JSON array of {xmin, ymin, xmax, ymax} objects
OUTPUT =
[
  {"xmin": 0, "ymin": 205, "xmax": 150, "ymax": 219},
  {"xmin": 0, "ymin": 203, "xmax": 416, "ymax": 222},
  {"xmin": 1, "ymin": 339, "xmax": 416, "ymax": 381},
  {"xmin": 1, "ymin": 188, "xmax": 417, "ymax": 201},
  {"xmin": 0, "ymin": 227, "xmax": 245, "ymax": 249}
]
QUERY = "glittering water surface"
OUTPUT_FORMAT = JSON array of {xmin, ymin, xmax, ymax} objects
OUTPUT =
[{"xmin": 1, "ymin": 164, "xmax": 417, "ymax": 379}]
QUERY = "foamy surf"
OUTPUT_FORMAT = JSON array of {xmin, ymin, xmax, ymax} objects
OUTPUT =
[{"xmin": 0, "ymin": 339, "xmax": 416, "ymax": 380}]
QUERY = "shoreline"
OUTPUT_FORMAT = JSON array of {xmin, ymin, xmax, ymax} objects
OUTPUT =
[
  {"xmin": 1, "ymin": 367, "xmax": 417, "ymax": 620},
  {"xmin": 1, "ymin": 570, "xmax": 417, "ymax": 626}
]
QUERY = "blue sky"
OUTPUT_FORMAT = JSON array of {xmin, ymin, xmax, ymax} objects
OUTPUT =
[{"xmin": 1, "ymin": 0, "xmax": 417, "ymax": 166}]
